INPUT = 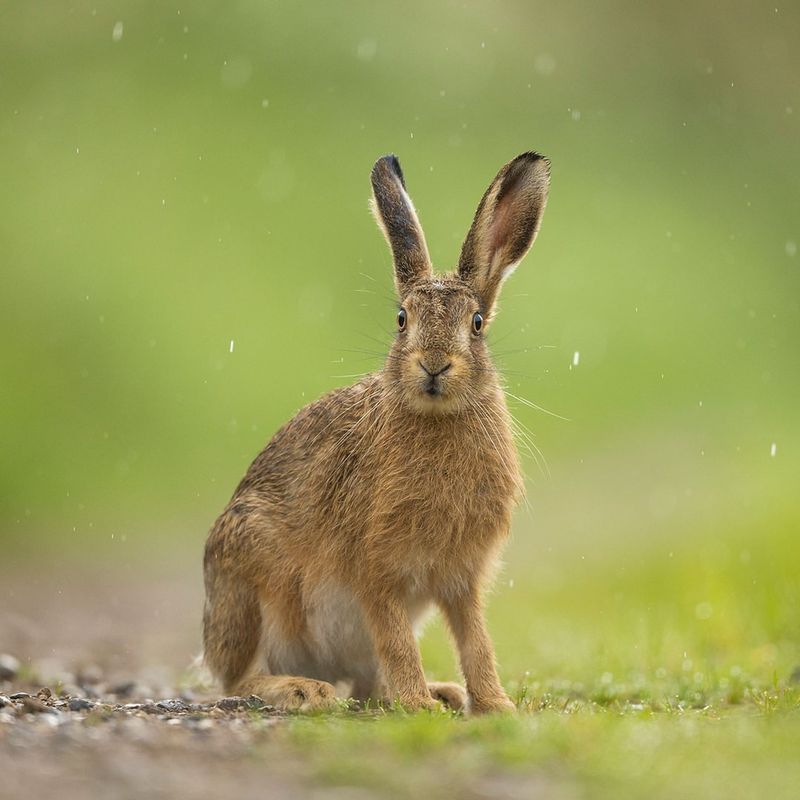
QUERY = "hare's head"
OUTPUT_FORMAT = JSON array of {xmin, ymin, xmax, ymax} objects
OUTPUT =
[{"xmin": 370, "ymin": 152, "xmax": 550, "ymax": 414}]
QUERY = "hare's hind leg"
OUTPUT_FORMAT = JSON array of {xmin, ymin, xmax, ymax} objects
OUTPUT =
[
  {"xmin": 203, "ymin": 564, "xmax": 337, "ymax": 711},
  {"xmin": 204, "ymin": 520, "xmax": 337, "ymax": 712},
  {"xmin": 202, "ymin": 554, "xmax": 262, "ymax": 693}
]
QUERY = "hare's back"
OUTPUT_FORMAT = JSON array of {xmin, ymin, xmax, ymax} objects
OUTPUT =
[{"xmin": 232, "ymin": 374, "xmax": 383, "ymax": 507}]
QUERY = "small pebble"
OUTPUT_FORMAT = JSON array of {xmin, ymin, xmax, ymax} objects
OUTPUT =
[
  {"xmin": 0, "ymin": 653, "xmax": 20, "ymax": 681},
  {"xmin": 77, "ymin": 665, "xmax": 103, "ymax": 686},
  {"xmin": 215, "ymin": 694, "xmax": 267, "ymax": 711},
  {"xmin": 156, "ymin": 699, "xmax": 188, "ymax": 713},
  {"xmin": 215, "ymin": 696, "xmax": 248, "ymax": 711},
  {"xmin": 19, "ymin": 697, "xmax": 55, "ymax": 715},
  {"xmin": 110, "ymin": 681, "xmax": 136, "ymax": 697}
]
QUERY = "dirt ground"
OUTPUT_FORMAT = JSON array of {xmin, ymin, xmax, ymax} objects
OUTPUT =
[{"xmin": 0, "ymin": 560, "xmax": 317, "ymax": 800}]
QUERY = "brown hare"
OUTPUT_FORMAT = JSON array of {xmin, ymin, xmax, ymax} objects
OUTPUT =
[{"xmin": 203, "ymin": 152, "xmax": 550, "ymax": 713}]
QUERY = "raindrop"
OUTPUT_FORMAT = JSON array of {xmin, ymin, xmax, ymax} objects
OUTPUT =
[
  {"xmin": 695, "ymin": 602, "xmax": 713, "ymax": 620},
  {"xmin": 220, "ymin": 57, "xmax": 253, "ymax": 89},
  {"xmin": 534, "ymin": 53, "xmax": 556, "ymax": 75},
  {"xmin": 356, "ymin": 38, "xmax": 377, "ymax": 61},
  {"xmin": 112, "ymin": 21, "xmax": 124, "ymax": 42}
]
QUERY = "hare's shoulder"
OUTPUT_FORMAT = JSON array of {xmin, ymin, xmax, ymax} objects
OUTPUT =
[{"xmin": 234, "ymin": 374, "xmax": 383, "ymax": 496}]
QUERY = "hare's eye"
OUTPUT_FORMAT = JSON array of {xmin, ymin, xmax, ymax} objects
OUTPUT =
[
  {"xmin": 472, "ymin": 312, "xmax": 483, "ymax": 335},
  {"xmin": 397, "ymin": 308, "xmax": 407, "ymax": 331}
]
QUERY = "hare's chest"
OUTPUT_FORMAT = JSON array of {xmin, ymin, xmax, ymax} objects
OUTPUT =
[{"xmin": 371, "ymin": 421, "xmax": 519, "ymax": 559}]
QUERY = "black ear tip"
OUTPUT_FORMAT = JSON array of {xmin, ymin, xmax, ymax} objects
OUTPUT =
[
  {"xmin": 499, "ymin": 152, "xmax": 550, "ymax": 193},
  {"xmin": 372, "ymin": 153, "xmax": 406, "ymax": 187},
  {"xmin": 516, "ymin": 151, "xmax": 550, "ymax": 172}
]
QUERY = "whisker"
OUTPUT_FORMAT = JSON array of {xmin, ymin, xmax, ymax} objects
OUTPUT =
[
  {"xmin": 487, "ymin": 327, "xmax": 517, "ymax": 348},
  {"xmin": 504, "ymin": 390, "xmax": 570, "ymax": 422},
  {"xmin": 507, "ymin": 413, "xmax": 550, "ymax": 479},
  {"xmin": 491, "ymin": 347, "xmax": 538, "ymax": 358},
  {"xmin": 463, "ymin": 395, "xmax": 528, "ymax": 503},
  {"xmin": 355, "ymin": 330, "xmax": 393, "ymax": 348}
]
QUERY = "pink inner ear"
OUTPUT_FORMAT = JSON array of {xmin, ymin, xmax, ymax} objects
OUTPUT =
[{"xmin": 490, "ymin": 194, "xmax": 515, "ymax": 256}]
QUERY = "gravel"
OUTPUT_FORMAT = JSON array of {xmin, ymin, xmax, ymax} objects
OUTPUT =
[
  {"xmin": 0, "ymin": 680, "xmax": 280, "ymax": 731},
  {"xmin": 0, "ymin": 669, "xmax": 305, "ymax": 800}
]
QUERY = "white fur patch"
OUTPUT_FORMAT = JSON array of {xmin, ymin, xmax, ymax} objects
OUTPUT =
[{"xmin": 258, "ymin": 581, "xmax": 436, "ymax": 693}]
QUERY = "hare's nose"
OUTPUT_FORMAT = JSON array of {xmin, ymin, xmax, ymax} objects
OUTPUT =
[{"xmin": 418, "ymin": 360, "xmax": 451, "ymax": 378}]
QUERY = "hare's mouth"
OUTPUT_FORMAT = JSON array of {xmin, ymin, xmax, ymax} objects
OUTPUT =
[
  {"xmin": 419, "ymin": 360, "xmax": 451, "ymax": 397},
  {"xmin": 423, "ymin": 376, "xmax": 443, "ymax": 397},
  {"xmin": 407, "ymin": 380, "xmax": 463, "ymax": 415}
]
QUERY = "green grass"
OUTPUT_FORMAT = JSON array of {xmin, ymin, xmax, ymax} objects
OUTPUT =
[{"xmin": 269, "ymin": 704, "xmax": 800, "ymax": 799}]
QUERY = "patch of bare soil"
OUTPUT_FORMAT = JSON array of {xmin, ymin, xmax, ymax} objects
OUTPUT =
[
  {"xmin": 0, "ymin": 688, "xmax": 313, "ymax": 800},
  {"xmin": 0, "ymin": 560, "xmax": 326, "ymax": 800}
]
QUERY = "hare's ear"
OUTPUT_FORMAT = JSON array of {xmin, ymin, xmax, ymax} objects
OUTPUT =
[
  {"xmin": 458, "ymin": 152, "xmax": 550, "ymax": 314},
  {"xmin": 370, "ymin": 155, "xmax": 432, "ymax": 294}
]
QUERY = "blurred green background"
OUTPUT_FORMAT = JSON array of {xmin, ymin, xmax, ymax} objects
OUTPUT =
[{"xmin": 1, "ymin": 1, "xmax": 798, "ymax": 679}]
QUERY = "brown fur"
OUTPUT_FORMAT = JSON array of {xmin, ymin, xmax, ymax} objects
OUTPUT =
[{"xmin": 203, "ymin": 152, "xmax": 550, "ymax": 712}]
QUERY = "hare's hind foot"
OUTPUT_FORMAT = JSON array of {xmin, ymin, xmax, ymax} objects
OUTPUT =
[
  {"xmin": 237, "ymin": 675, "xmax": 338, "ymax": 712},
  {"xmin": 427, "ymin": 682, "xmax": 468, "ymax": 711}
]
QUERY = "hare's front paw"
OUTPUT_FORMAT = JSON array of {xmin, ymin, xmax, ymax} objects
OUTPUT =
[
  {"xmin": 427, "ymin": 682, "xmax": 468, "ymax": 711},
  {"xmin": 240, "ymin": 676, "xmax": 338, "ymax": 712},
  {"xmin": 470, "ymin": 694, "xmax": 517, "ymax": 714}
]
